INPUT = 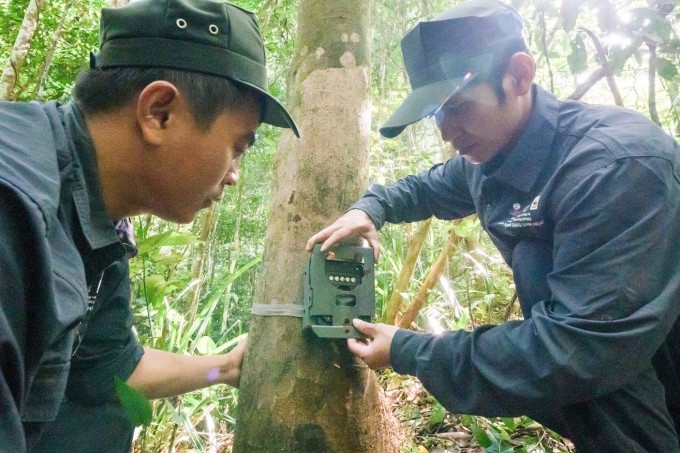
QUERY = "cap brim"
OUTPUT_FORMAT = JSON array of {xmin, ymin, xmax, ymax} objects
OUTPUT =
[
  {"xmin": 262, "ymin": 92, "xmax": 300, "ymax": 138},
  {"xmin": 239, "ymin": 80, "xmax": 300, "ymax": 138},
  {"xmin": 379, "ymin": 73, "xmax": 477, "ymax": 138}
]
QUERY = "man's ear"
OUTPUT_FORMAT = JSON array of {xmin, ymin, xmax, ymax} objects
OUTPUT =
[
  {"xmin": 503, "ymin": 52, "xmax": 535, "ymax": 97},
  {"xmin": 136, "ymin": 81, "xmax": 180, "ymax": 145}
]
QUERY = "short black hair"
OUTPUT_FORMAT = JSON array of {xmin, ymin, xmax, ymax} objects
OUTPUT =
[
  {"xmin": 479, "ymin": 38, "xmax": 530, "ymax": 102},
  {"xmin": 73, "ymin": 67, "xmax": 262, "ymax": 131}
]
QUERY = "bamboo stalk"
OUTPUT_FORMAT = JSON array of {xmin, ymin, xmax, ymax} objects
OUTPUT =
[
  {"xmin": 187, "ymin": 203, "xmax": 218, "ymax": 324},
  {"xmin": 383, "ymin": 218, "xmax": 432, "ymax": 325},
  {"xmin": 398, "ymin": 226, "xmax": 460, "ymax": 329}
]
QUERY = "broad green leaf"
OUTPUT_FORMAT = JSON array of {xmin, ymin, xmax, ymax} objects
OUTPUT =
[
  {"xmin": 608, "ymin": 43, "xmax": 639, "ymax": 75},
  {"xmin": 143, "ymin": 274, "xmax": 168, "ymax": 306},
  {"xmin": 454, "ymin": 217, "xmax": 479, "ymax": 238},
  {"xmin": 567, "ymin": 34, "xmax": 588, "ymax": 75},
  {"xmin": 149, "ymin": 252, "xmax": 185, "ymax": 267},
  {"xmin": 195, "ymin": 335, "xmax": 217, "ymax": 355},
  {"xmin": 114, "ymin": 376, "xmax": 152, "ymax": 426},
  {"xmin": 460, "ymin": 414, "xmax": 474, "ymax": 427},
  {"xmin": 485, "ymin": 436, "xmax": 516, "ymax": 453},
  {"xmin": 656, "ymin": 57, "xmax": 679, "ymax": 80},
  {"xmin": 137, "ymin": 230, "xmax": 200, "ymax": 255},
  {"xmin": 560, "ymin": 0, "xmax": 585, "ymax": 31},
  {"xmin": 597, "ymin": 0, "xmax": 618, "ymax": 32},
  {"xmin": 470, "ymin": 424, "xmax": 492, "ymax": 448},
  {"xmin": 649, "ymin": 13, "xmax": 673, "ymax": 41},
  {"xmin": 500, "ymin": 417, "xmax": 516, "ymax": 431},
  {"xmin": 428, "ymin": 402, "xmax": 446, "ymax": 426},
  {"xmin": 624, "ymin": 7, "xmax": 671, "ymax": 44}
]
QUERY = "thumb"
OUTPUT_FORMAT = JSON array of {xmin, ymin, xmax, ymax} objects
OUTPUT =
[{"xmin": 352, "ymin": 318, "xmax": 375, "ymax": 337}]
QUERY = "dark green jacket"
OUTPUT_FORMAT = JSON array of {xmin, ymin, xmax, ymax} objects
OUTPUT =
[
  {"xmin": 353, "ymin": 86, "xmax": 680, "ymax": 451},
  {"xmin": 0, "ymin": 101, "xmax": 140, "ymax": 452}
]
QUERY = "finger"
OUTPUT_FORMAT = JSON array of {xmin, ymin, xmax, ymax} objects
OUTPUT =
[
  {"xmin": 319, "ymin": 228, "xmax": 351, "ymax": 252},
  {"xmin": 304, "ymin": 238, "xmax": 315, "ymax": 252},
  {"xmin": 307, "ymin": 221, "xmax": 347, "ymax": 250},
  {"xmin": 306, "ymin": 229, "xmax": 333, "ymax": 251},
  {"xmin": 352, "ymin": 318, "xmax": 375, "ymax": 337},
  {"xmin": 366, "ymin": 237, "xmax": 381, "ymax": 262},
  {"xmin": 232, "ymin": 337, "xmax": 248, "ymax": 354}
]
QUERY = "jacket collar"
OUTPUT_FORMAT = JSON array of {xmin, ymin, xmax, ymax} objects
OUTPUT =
[
  {"xmin": 480, "ymin": 85, "xmax": 559, "ymax": 193},
  {"xmin": 56, "ymin": 102, "xmax": 122, "ymax": 252}
]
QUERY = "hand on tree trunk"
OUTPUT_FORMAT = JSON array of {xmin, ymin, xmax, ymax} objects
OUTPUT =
[{"xmin": 220, "ymin": 337, "xmax": 248, "ymax": 387}]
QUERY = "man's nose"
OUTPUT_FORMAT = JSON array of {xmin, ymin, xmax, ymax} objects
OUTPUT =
[
  {"xmin": 223, "ymin": 164, "xmax": 239, "ymax": 186},
  {"xmin": 436, "ymin": 114, "xmax": 460, "ymax": 143}
]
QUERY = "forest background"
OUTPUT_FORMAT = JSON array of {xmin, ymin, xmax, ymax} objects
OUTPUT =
[{"xmin": 1, "ymin": 0, "xmax": 679, "ymax": 451}]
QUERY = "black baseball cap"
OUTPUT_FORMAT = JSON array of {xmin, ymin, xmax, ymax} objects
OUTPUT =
[
  {"xmin": 92, "ymin": 0, "xmax": 299, "ymax": 137},
  {"xmin": 380, "ymin": 0, "xmax": 525, "ymax": 138}
]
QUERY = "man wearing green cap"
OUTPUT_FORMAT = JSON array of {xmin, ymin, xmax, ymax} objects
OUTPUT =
[
  {"xmin": 0, "ymin": 0, "xmax": 297, "ymax": 451},
  {"xmin": 308, "ymin": 0, "xmax": 680, "ymax": 450}
]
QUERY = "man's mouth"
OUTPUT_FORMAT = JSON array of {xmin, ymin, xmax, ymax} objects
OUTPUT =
[{"xmin": 453, "ymin": 141, "xmax": 473, "ymax": 155}]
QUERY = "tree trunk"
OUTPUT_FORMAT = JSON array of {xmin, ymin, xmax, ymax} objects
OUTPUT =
[
  {"xmin": 0, "ymin": 0, "xmax": 45, "ymax": 100},
  {"xmin": 233, "ymin": 0, "xmax": 402, "ymax": 451}
]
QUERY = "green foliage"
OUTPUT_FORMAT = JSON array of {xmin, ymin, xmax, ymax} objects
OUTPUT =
[
  {"xmin": 567, "ymin": 34, "xmax": 588, "ymax": 74},
  {"xmin": 453, "ymin": 217, "xmax": 480, "ymax": 238},
  {"xmin": 559, "ymin": 0, "xmax": 586, "ymax": 32},
  {"xmin": 427, "ymin": 402, "xmax": 446, "ymax": 427},
  {"xmin": 128, "ymin": 215, "xmax": 254, "ymax": 450},
  {"xmin": 114, "ymin": 376, "xmax": 153, "ymax": 427},
  {"xmin": 657, "ymin": 56, "xmax": 679, "ymax": 80},
  {"xmin": 0, "ymin": 0, "xmax": 105, "ymax": 101}
]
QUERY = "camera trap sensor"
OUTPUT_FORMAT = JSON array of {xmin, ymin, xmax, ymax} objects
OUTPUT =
[{"xmin": 303, "ymin": 245, "xmax": 375, "ymax": 339}]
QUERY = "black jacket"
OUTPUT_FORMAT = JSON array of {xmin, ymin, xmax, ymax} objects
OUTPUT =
[
  {"xmin": 0, "ymin": 101, "xmax": 142, "ymax": 452},
  {"xmin": 353, "ymin": 86, "xmax": 680, "ymax": 451}
]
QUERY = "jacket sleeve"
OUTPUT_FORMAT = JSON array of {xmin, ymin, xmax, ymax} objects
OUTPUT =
[
  {"xmin": 391, "ymin": 155, "xmax": 680, "ymax": 416},
  {"xmin": 0, "ymin": 185, "xmax": 44, "ymax": 451},
  {"xmin": 349, "ymin": 156, "xmax": 476, "ymax": 229}
]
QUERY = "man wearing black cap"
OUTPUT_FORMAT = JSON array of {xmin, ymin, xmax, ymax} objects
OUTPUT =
[
  {"xmin": 0, "ymin": 0, "xmax": 297, "ymax": 451},
  {"xmin": 308, "ymin": 0, "xmax": 680, "ymax": 450}
]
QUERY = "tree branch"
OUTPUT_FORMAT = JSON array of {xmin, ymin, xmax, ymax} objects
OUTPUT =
[
  {"xmin": 567, "ymin": 67, "xmax": 606, "ymax": 100},
  {"xmin": 578, "ymin": 27, "xmax": 623, "ymax": 106},
  {"xmin": 647, "ymin": 42, "xmax": 662, "ymax": 126}
]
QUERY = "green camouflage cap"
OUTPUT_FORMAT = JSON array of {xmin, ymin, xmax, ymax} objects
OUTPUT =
[
  {"xmin": 380, "ymin": 0, "xmax": 525, "ymax": 138},
  {"xmin": 92, "ymin": 0, "xmax": 299, "ymax": 137}
]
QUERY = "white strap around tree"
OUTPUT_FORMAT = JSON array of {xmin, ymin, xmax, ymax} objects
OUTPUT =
[{"xmin": 250, "ymin": 303, "xmax": 303, "ymax": 318}]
